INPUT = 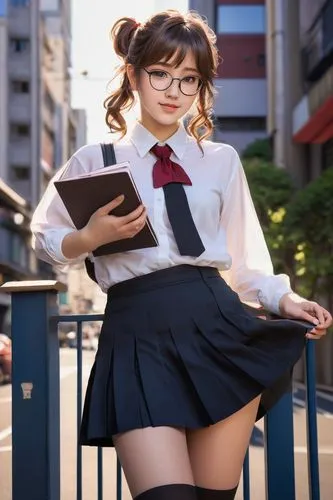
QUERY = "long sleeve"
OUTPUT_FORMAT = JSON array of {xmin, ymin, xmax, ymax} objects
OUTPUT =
[
  {"xmin": 220, "ymin": 148, "xmax": 292, "ymax": 314},
  {"xmin": 31, "ymin": 154, "xmax": 89, "ymax": 266}
]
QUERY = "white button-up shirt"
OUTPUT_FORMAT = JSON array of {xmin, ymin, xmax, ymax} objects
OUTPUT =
[{"xmin": 31, "ymin": 121, "xmax": 292, "ymax": 314}]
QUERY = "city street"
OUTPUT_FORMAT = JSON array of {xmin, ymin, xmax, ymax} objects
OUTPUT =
[
  {"xmin": 0, "ymin": 348, "xmax": 332, "ymax": 500},
  {"xmin": 1, "ymin": 1, "xmax": 333, "ymax": 499}
]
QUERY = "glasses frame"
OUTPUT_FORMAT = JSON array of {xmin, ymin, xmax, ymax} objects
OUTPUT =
[{"xmin": 142, "ymin": 68, "xmax": 203, "ymax": 96}]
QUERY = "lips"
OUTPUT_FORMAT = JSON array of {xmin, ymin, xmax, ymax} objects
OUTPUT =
[{"xmin": 159, "ymin": 103, "xmax": 180, "ymax": 109}]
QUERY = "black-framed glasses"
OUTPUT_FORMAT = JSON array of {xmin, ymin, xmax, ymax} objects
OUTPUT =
[{"xmin": 143, "ymin": 68, "xmax": 202, "ymax": 96}]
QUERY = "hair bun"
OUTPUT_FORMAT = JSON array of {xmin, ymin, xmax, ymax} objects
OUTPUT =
[{"xmin": 111, "ymin": 17, "xmax": 139, "ymax": 59}]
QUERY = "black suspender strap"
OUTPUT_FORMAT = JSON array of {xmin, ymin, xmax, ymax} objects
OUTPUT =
[
  {"xmin": 84, "ymin": 143, "xmax": 117, "ymax": 283},
  {"xmin": 101, "ymin": 142, "xmax": 117, "ymax": 166}
]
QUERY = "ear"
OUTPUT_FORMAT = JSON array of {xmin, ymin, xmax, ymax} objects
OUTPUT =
[{"xmin": 126, "ymin": 64, "xmax": 138, "ymax": 91}]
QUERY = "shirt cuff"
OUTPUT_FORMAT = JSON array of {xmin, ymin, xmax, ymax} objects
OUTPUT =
[
  {"xmin": 45, "ymin": 227, "xmax": 83, "ymax": 265},
  {"xmin": 258, "ymin": 274, "xmax": 292, "ymax": 315}
]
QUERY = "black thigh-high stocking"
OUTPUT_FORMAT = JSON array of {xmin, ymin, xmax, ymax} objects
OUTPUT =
[
  {"xmin": 195, "ymin": 485, "xmax": 238, "ymax": 499},
  {"xmin": 134, "ymin": 484, "xmax": 197, "ymax": 499}
]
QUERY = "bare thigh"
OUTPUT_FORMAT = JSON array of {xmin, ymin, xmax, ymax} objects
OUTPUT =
[
  {"xmin": 113, "ymin": 426, "xmax": 194, "ymax": 498},
  {"xmin": 186, "ymin": 395, "xmax": 261, "ymax": 490}
]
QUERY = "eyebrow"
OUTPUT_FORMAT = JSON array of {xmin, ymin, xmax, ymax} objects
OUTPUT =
[{"xmin": 153, "ymin": 62, "xmax": 199, "ymax": 73}]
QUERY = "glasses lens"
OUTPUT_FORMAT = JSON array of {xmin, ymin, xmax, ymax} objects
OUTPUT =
[
  {"xmin": 147, "ymin": 69, "xmax": 202, "ymax": 95},
  {"xmin": 150, "ymin": 71, "xmax": 172, "ymax": 91},
  {"xmin": 180, "ymin": 77, "xmax": 202, "ymax": 96}
]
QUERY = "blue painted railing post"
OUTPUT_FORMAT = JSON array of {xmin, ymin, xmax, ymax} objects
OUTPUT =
[
  {"xmin": 264, "ymin": 390, "xmax": 295, "ymax": 500},
  {"xmin": 0, "ymin": 280, "xmax": 66, "ymax": 500},
  {"xmin": 305, "ymin": 341, "xmax": 320, "ymax": 500}
]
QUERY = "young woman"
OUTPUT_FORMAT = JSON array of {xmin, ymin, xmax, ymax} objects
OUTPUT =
[{"xmin": 31, "ymin": 10, "xmax": 332, "ymax": 500}]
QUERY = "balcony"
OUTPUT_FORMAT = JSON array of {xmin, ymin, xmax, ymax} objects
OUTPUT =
[
  {"xmin": 8, "ymin": 2, "xmax": 31, "ymax": 37},
  {"xmin": 0, "ymin": 182, "xmax": 34, "ymax": 281},
  {"xmin": 9, "ymin": 93, "xmax": 31, "ymax": 123},
  {"xmin": 302, "ymin": 0, "xmax": 333, "ymax": 82},
  {"xmin": 8, "ymin": 137, "xmax": 31, "ymax": 166},
  {"xmin": 0, "ymin": 223, "xmax": 33, "ymax": 280},
  {"xmin": 8, "ymin": 55, "xmax": 31, "ymax": 79}
]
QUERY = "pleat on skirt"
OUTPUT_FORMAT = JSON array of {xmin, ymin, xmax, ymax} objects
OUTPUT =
[{"xmin": 79, "ymin": 265, "xmax": 310, "ymax": 447}]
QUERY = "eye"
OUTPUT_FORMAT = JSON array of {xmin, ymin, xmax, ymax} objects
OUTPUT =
[
  {"xmin": 150, "ymin": 70, "xmax": 168, "ymax": 79},
  {"xmin": 182, "ymin": 76, "xmax": 198, "ymax": 84}
]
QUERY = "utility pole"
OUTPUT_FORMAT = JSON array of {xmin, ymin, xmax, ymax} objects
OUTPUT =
[
  {"xmin": 273, "ymin": 0, "xmax": 287, "ymax": 168},
  {"xmin": 30, "ymin": 0, "xmax": 41, "ymax": 208}
]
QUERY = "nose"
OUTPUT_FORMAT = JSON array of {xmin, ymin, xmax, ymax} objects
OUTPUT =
[{"xmin": 165, "ymin": 78, "xmax": 181, "ymax": 98}]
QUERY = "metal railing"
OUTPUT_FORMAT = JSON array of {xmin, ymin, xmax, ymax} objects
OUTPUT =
[{"xmin": 1, "ymin": 281, "xmax": 321, "ymax": 500}]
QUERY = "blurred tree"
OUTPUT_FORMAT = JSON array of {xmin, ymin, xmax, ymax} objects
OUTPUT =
[
  {"xmin": 242, "ymin": 158, "xmax": 296, "ymax": 283},
  {"xmin": 242, "ymin": 137, "xmax": 273, "ymax": 162},
  {"xmin": 283, "ymin": 167, "xmax": 333, "ymax": 300},
  {"xmin": 243, "ymin": 158, "xmax": 293, "ymax": 226},
  {"xmin": 242, "ymin": 137, "xmax": 333, "ymax": 327}
]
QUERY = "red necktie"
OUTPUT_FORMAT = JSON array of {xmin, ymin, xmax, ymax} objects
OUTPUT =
[
  {"xmin": 150, "ymin": 144, "xmax": 205, "ymax": 257},
  {"xmin": 151, "ymin": 144, "xmax": 192, "ymax": 188}
]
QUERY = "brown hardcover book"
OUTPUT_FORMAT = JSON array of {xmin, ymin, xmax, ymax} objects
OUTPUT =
[{"xmin": 54, "ymin": 161, "xmax": 158, "ymax": 256}]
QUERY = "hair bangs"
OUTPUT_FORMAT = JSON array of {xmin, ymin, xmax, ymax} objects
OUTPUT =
[
  {"xmin": 137, "ymin": 23, "xmax": 200, "ymax": 72},
  {"xmin": 190, "ymin": 28, "xmax": 217, "ymax": 81}
]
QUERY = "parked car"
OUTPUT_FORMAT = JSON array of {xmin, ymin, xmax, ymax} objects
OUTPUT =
[{"xmin": 0, "ymin": 333, "xmax": 12, "ymax": 384}]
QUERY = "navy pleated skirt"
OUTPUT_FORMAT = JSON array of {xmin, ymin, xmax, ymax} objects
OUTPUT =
[{"xmin": 80, "ymin": 265, "xmax": 311, "ymax": 447}]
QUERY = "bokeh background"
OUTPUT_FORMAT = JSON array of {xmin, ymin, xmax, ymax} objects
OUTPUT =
[{"xmin": 0, "ymin": 1, "xmax": 332, "ymax": 499}]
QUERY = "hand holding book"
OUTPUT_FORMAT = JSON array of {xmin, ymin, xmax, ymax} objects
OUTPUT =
[
  {"xmin": 54, "ymin": 161, "xmax": 158, "ymax": 256},
  {"xmin": 81, "ymin": 195, "xmax": 148, "ymax": 251}
]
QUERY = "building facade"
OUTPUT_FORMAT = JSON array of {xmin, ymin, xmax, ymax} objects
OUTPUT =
[
  {"xmin": 0, "ymin": 179, "xmax": 35, "ymax": 334},
  {"xmin": 190, "ymin": 0, "xmax": 268, "ymax": 153},
  {"xmin": 267, "ymin": 0, "xmax": 333, "ymax": 184},
  {"xmin": 41, "ymin": 0, "xmax": 75, "ymax": 166},
  {"xmin": 0, "ymin": 0, "xmax": 85, "ymax": 204},
  {"xmin": 0, "ymin": 0, "xmax": 87, "ymax": 331},
  {"xmin": 267, "ymin": 0, "xmax": 333, "ymax": 386}
]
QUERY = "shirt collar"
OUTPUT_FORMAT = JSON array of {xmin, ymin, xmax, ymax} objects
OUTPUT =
[{"xmin": 130, "ymin": 121, "xmax": 189, "ymax": 160}]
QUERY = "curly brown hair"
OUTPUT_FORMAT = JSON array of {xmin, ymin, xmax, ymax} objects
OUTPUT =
[{"xmin": 104, "ymin": 10, "xmax": 220, "ymax": 149}]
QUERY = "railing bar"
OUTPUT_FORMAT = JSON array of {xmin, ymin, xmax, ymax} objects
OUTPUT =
[
  {"xmin": 98, "ymin": 447, "xmax": 103, "ymax": 500},
  {"xmin": 305, "ymin": 341, "xmax": 320, "ymax": 500},
  {"xmin": 117, "ymin": 456, "xmax": 122, "ymax": 500},
  {"xmin": 243, "ymin": 449, "xmax": 250, "ymax": 500},
  {"xmin": 56, "ymin": 314, "xmax": 104, "ymax": 322},
  {"xmin": 264, "ymin": 390, "xmax": 295, "ymax": 500},
  {"xmin": 77, "ymin": 321, "xmax": 83, "ymax": 500}
]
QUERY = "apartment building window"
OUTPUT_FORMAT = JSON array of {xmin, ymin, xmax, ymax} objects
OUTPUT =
[
  {"xmin": 10, "ymin": 123, "xmax": 30, "ymax": 138},
  {"xmin": 11, "ymin": 80, "xmax": 30, "ymax": 93},
  {"xmin": 257, "ymin": 53, "xmax": 266, "ymax": 67},
  {"xmin": 11, "ymin": 233, "xmax": 27, "ymax": 268},
  {"xmin": 10, "ymin": 0, "xmax": 30, "ymax": 6},
  {"xmin": 217, "ymin": 5, "xmax": 266, "ymax": 34},
  {"xmin": 323, "ymin": 0, "xmax": 333, "ymax": 53},
  {"xmin": 11, "ymin": 165, "xmax": 30, "ymax": 181},
  {"xmin": 215, "ymin": 116, "xmax": 266, "ymax": 131},
  {"xmin": 9, "ymin": 38, "xmax": 30, "ymax": 53},
  {"xmin": 322, "ymin": 139, "xmax": 333, "ymax": 170}
]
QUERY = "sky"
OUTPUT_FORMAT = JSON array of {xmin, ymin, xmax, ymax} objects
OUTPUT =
[{"xmin": 71, "ymin": 0, "xmax": 189, "ymax": 144}]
